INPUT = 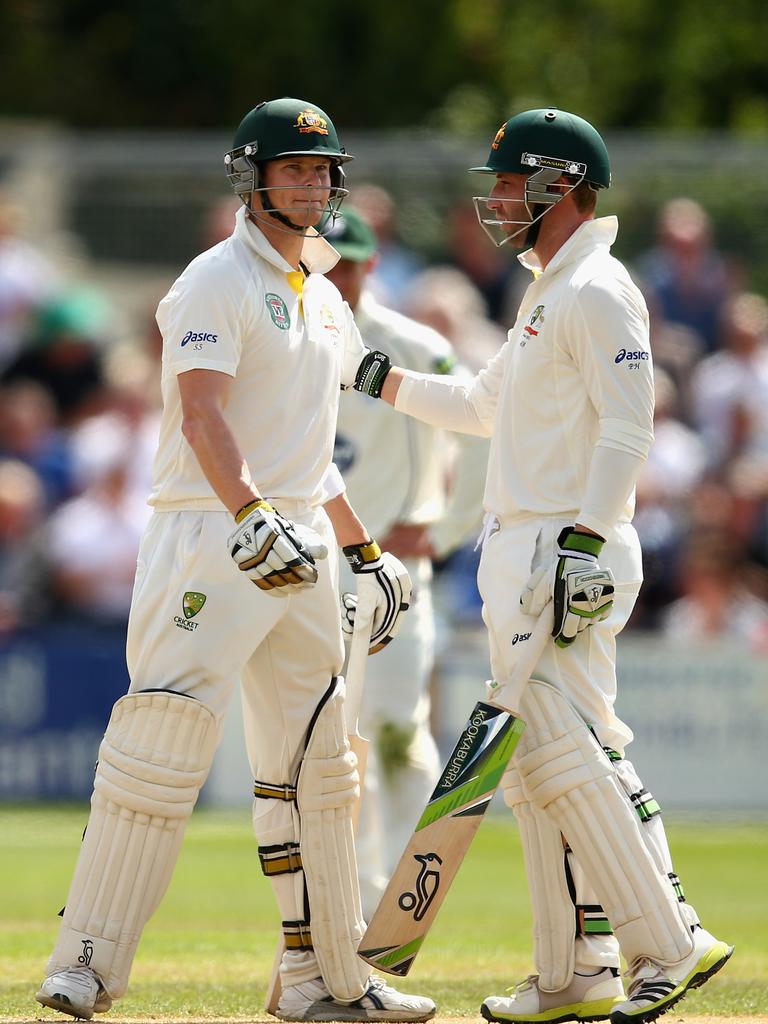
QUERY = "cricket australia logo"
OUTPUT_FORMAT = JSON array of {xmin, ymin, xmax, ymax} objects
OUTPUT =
[
  {"xmin": 78, "ymin": 939, "xmax": 94, "ymax": 966},
  {"xmin": 294, "ymin": 109, "xmax": 329, "ymax": 135},
  {"xmin": 265, "ymin": 293, "xmax": 291, "ymax": 330},
  {"xmin": 521, "ymin": 304, "xmax": 545, "ymax": 346},
  {"xmin": 398, "ymin": 852, "xmax": 442, "ymax": 921},
  {"xmin": 175, "ymin": 592, "xmax": 206, "ymax": 632}
]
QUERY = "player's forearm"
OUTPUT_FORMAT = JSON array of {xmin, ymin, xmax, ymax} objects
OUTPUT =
[
  {"xmin": 323, "ymin": 492, "xmax": 370, "ymax": 547},
  {"xmin": 380, "ymin": 366, "xmax": 407, "ymax": 405},
  {"xmin": 392, "ymin": 370, "xmax": 493, "ymax": 437},
  {"xmin": 181, "ymin": 405, "xmax": 261, "ymax": 516}
]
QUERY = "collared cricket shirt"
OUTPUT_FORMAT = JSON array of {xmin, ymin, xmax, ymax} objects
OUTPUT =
[{"xmin": 150, "ymin": 206, "xmax": 360, "ymax": 510}]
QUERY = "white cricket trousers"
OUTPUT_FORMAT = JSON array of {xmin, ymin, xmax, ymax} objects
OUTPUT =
[
  {"xmin": 477, "ymin": 514, "xmax": 643, "ymax": 753},
  {"xmin": 126, "ymin": 504, "xmax": 345, "ymax": 785}
]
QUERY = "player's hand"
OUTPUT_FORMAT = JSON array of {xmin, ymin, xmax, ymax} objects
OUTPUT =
[
  {"xmin": 228, "ymin": 499, "xmax": 328, "ymax": 596},
  {"xmin": 520, "ymin": 527, "xmax": 614, "ymax": 648},
  {"xmin": 379, "ymin": 522, "xmax": 437, "ymax": 560},
  {"xmin": 341, "ymin": 540, "xmax": 411, "ymax": 653}
]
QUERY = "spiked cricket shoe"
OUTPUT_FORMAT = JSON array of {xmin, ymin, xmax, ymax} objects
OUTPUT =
[
  {"xmin": 610, "ymin": 927, "xmax": 733, "ymax": 1023},
  {"xmin": 481, "ymin": 967, "xmax": 625, "ymax": 1023},
  {"xmin": 36, "ymin": 966, "xmax": 112, "ymax": 1020},
  {"xmin": 274, "ymin": 975, "xmax": 436, "ymax": 1022}
]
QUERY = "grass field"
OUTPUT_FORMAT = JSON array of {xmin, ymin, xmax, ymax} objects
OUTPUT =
[{"xmin": 1, "ymin": 806, "xmax": 766, "ymax": 1021}]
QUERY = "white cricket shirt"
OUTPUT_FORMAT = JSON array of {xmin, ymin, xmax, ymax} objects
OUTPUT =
[
  {"xmin": 335, "ymin": 292, "xmax": 485, "ymax": 553},
  {"xmin": 396, "ymin": 217, "xmax": 654, "ymax": 529},
  {"xmin": 150, "ymin": 206, "xmax": 362, "ymax": 510}
]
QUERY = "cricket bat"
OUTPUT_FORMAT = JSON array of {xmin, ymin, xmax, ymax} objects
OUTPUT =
[
  {"xmin": 357, "ymin": 604, "xmax": 553, "ymax": 976},
  {"xmin": 265, "ymin": 591, "xmax": 376, "ymax": 1014}
]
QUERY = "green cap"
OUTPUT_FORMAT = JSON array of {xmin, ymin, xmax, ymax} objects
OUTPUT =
[
  {"xmin": 471, "ymin": 108, "xmax": 610, "ymax": 189},
  {"xmin": 324, "ymin": 208, "xmax": 377, "ymax": 262}
]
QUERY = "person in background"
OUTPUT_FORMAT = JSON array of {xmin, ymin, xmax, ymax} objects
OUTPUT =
[
  {"xmin": 636, "ymin": 197, "xmax": 735, "ymax": 356},
  {"xmin": 326, "ymin": 207, "xmax": 488, "ymax": 916},
  {"xmin": 350, "ymin": 182, "xmax": 424, "ymax": 309},
  {"xmin": 0, "ymin": 458, "xmax": 48, "ymax": 635},
  {"xmin": 0, "ymin": 192, "xmax": 59, "ymax": 371}
]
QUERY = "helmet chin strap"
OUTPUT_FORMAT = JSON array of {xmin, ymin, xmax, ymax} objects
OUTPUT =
[
  {"xmin": 524, "ymin": 203, "xmax": 548, "ymax": 247},
  {"xmin": 258, "ymin": 188, "xmax": 305, "ymax": 233}
]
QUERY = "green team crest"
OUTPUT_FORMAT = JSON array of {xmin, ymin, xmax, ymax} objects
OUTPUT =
[
  {"xmin": 182, "ymin": 592, "xmax": 207, "ymax": 619},
  {"xmin": 265, "ymin": 292, "xmax": 291, "ymax": 330}
]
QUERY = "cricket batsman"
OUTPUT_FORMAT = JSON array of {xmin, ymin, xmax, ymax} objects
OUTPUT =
[
  {"xmin": 345, "ymin": 108, "xmax": 733, "ymax": 1024},
  {"xmin": 35, "ymin": 97, "xmax": 435, "ymax": 1024}
]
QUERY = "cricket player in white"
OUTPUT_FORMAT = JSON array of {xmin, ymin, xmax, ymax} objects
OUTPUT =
[
  {"xmin": 323, "ymin": 208, "xmax": 487, "ymax": 916},
  {"xmin": 346, "ymin": 109, "xmax": 732, "ymax": 1024},
  {"xmin": 35, "ymin": 98, "xmax": 435, "ymax": 1024}
]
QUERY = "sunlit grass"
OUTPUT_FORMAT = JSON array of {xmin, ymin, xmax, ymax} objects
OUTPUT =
[{"xmin": 1, "ymin": 806, "xmax": 765, "ymax": 1018}]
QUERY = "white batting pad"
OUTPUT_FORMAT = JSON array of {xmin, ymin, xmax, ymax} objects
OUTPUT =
[
  {"xmin": 504, "ymin": 764, "xmax": 619, "ymax": 991},
  {"xmin": 297, "ymin": 679, "xmax": 370, "ymax": 1001},
  {"xmin": 503, "ymin": 765, "xmax": 576, "ymax": 990},
  {"xmin": 514, "ymin": 680, "xmax": 695, "ymax": 967},
  {"xmin": 47, "ymin": 691, "xmax": 219, "ymax": 998}
]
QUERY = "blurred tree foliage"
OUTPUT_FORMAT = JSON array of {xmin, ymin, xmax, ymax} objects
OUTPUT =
[{"xmin": 2, "ymin": 0, "xmax": 768, "ymax": 135}]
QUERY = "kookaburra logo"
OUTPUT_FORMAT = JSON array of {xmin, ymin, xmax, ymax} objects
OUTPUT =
[
  {"xmin": 78, "ymin": 939, "xmax": 94, "ymax": 966},
  {"xmin": 397, "ymin": 852, "xmax": 443, "ymax": 921}
]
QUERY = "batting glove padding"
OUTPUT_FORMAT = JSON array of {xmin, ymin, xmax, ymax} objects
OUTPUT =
[
  {"xmin": 352, "ymin": 349, "xmax": 392, "ymax": 399},
  {"xmin": 521, "ymin": 527, "xmax": 614, "ymax": 649},
  {"xmin": 342, "ymin": 540, "xmax": 411, "ymax": 653},
  {"xmin": 229, "ymin": 500, "xmax": 328, "ymax": 596}
]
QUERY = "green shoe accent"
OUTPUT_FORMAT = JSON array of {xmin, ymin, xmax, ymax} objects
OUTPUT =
[
  {"xmin": 610, "ymin": 941, "xmax": 733, "ymax": 1024},
  {"xmin": 482, "ymin": 994, "xmax": 623, "ymax": 1024}
]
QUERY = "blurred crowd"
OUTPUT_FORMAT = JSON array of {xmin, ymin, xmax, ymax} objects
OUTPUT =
[{"xmin": 2, "ymin": 186, "xmax": 768, "ymax": 652}]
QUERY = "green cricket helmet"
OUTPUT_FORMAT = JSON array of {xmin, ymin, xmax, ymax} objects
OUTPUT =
[
  {"xmin": 224, "ymin": 97, "xmax": 354, "ymax": 233},
  {"xmin": 470, "ymin": 108, "xmax": 610, "ymax": 247}
]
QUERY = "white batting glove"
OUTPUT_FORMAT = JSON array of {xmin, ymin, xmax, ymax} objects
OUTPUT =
[
  {"xmin": 228, "ymin": 499, "xmax": 327, "ymax": 596},
  {"xmin": 341, "ymin": 540, "xmax": 411, "ymax": 653},
  {"xmin": 521, "ymin": 527, "xmax": 614, "ymax": 648}
]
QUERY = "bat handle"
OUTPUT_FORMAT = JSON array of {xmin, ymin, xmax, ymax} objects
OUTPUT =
[
  {"xmin": 343, "ymin": 588, "xmax": 376, "ymax": 734},
  {"xmin": 488, "ymin": 602, "xmax": 554, "ymax": 715}
]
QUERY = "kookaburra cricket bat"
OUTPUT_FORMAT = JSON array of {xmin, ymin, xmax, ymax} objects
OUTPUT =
[{"xmin": 358, "ymin": 604, "xmax": 553, "ymax": 976}]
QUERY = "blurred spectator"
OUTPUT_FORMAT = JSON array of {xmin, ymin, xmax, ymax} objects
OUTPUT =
[
  {"xmin": 636, "ymin": 197, "xmax": 735, "ymax": 355},
  {"xmin": 404, "ymin": 265, "xmax": 506, "ymax": 372},
  {"xmin": 0, "ymin": 192, "xmax": 59, "ymax": 371},
  {"xmin": 349, "ymin": 183, "xmax": 424, "ymax": 308},
  {"xmin": 200, "ymin": 195, "xmax": 241, "ymax": 250},
  {"xmin": 660, "ymin": 528, "xmax": 768, "ymax": 651},
  {"xmin": 447, "ymin": 201, "xmax": 526, "ymax": 325},
  {"xmin": 45, "ymin": 418, "xmax": 152, "ymax": 626},
  {"xmin": 0, "ymin": 380, "xmax": 75, "ymax": 506},
  {"xmin": 691, "ymin": 292, "xmax": 768, "ymax": 469},
  {"xmin": 1, "ymin": 288, "xmax": 110, "ymax": 424},
  {"xmin": 632, "ymin": 368, "xmax": 708, "ymax": 626},
  {"xmin": 0, "ymin": 458, "xmax": 48, "ymax": 635}
]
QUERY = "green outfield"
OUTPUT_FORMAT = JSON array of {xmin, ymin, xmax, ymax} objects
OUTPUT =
[{"xmin": 1, "ymin": 806, "xmax": 766, "ymax": 1019}]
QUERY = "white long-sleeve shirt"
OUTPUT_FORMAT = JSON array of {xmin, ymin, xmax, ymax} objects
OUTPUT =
[
  {"xmin": 335, "ymin": 292, "xmax": 487, "ymax": 556},
  {"xmin": 395, "ymin": 217, "xmax": 654, "ymax": 536}
]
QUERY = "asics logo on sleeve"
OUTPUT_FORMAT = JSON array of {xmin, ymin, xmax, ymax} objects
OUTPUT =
[
  {"xmin": 180, "ymin": 331, "xmax": 218, "ymax": 346},
  {"xmin": 615, "ymin": 348, "xmax": 649, "ymax": 363}
]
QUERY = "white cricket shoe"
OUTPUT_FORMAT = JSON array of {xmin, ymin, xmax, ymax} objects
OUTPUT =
[
  {"xmin": 274, "ymin": 975, "xmax": 436, "ymax": 1022},
  {"xmin": 36, "ymin": 966, "xmax": 112, "ymax": 1020},
  {"xmin": 610, "ymin": 926, "xmax": 733, "ymax": 1023},
  {"xmin": 482, "ymin": 967, "xmax": 625, "ymax": 1023}
]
